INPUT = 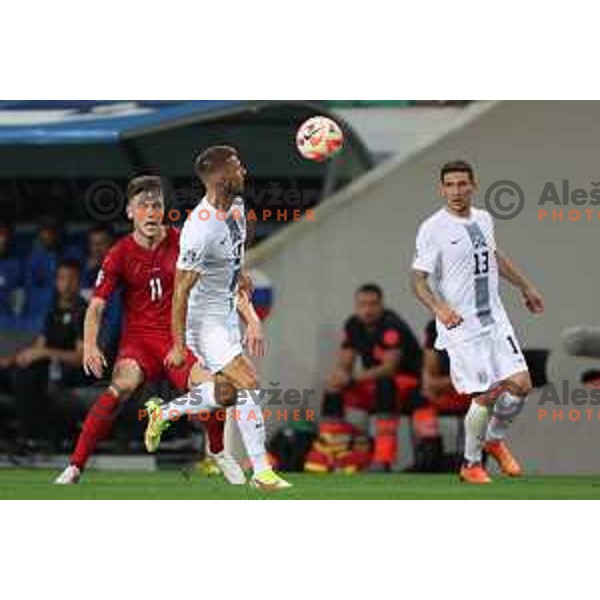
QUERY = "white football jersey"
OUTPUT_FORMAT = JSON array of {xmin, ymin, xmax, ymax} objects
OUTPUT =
[
  {"xmin": 412, "ymin": 207, "xmax": 511, "ymax": 349},
  {"xmin": 177, "ymin": 197, "xmax": 246, "ymax": 322}
]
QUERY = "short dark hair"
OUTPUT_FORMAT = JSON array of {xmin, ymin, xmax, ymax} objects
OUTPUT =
[
  {"xmin": 356, "ymin": 283, "xmax": 383, "ymax": 298},
  {"xmin": 440, "ymin": 160, "xmax": 475, "ymax": 183},
  {"xmin": 38, "ymin": 214, "xmax": 62, "ymax": 232},
  {"xmin": 89, "ymin": 223, "xmax": 114, "ymax": 238},
  {"xmin": 194, "ymin": 146, "xmax": 238, "ymax": 182},
  {"xmin": 57, "ymin": 258, "xmax": 82, "ymax": 275},
  {"xmin": 126, "ymin": 175, "xmax": 163, "ymax": 203}
]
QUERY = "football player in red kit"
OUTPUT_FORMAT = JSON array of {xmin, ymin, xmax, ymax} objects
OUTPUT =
[{"xmin": 55, "ymin": 176, "xmax": 243, "ymax": 484}]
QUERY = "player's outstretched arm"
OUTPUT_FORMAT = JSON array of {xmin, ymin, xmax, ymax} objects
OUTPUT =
[
  {"xmin": 496, "ymin": 248, "xmax": 545, "ymax": 314},
  {"xmin": 166, "ymin": 268, "xmax": 200, "ymax": 368},
  {"xmin": 412, "ymin": 270, "xmax": 463, "ymax": 329},
  {"xmin": 83, "ymin": 297, "xmax": 108, "ymax": 378}
]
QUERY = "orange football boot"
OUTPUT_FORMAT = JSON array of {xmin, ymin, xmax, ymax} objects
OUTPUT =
[
  {"xmin": 484, "ymin": 440, "xmax": 523, "ymax": 477},
  {"xmin": 460, "ymin": 463, "xmax": 492, "ymax": 484}
]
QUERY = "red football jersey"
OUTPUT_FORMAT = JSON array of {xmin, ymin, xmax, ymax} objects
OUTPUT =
[{"xmin": 93, "ymin": 227, "xmax": 180, "ymax": 341}]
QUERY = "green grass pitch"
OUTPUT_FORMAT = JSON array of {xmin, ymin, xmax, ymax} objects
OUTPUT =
[{"xmin": 2, "ymin": 469, "xmax": 600, "ymax": 499}]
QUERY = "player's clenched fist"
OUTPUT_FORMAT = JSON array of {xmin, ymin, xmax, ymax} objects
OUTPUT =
[
  {"xmin": 435, "ymin": 304, "xmax": 464, "ymax": 330},
  {"xmin": 83, "ymin": 344, "xmax": 107, "ymax": 378},
  {"xmin": 523, "ymin": 285, "xmax": 545, "ymax": 315},
  {"xmin": 165, "ymin": 345, "xmax": 186, "ymax": 369}
]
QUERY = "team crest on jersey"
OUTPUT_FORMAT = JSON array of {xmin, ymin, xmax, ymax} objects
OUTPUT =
[
  {"xmin": 383, "ymin": 329, "xmax": 401, "ymax": 347},
  {"xmin": 181, "ymin": 249, "xmax": 200, "ymax": 267},
  {"xmin": 464, "ymin": 223, "xmax": 488, "ymax": 250}
]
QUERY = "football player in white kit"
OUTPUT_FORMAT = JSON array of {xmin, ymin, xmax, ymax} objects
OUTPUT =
[
  {"xmin": 145, "ymin": 146, "xmax": 291, "ymax": 490},
  {"xmin": 412, "ymin": 161, "xmax": 545, "ymax": 484}
]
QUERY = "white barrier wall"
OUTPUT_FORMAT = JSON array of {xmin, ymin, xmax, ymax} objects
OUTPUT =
[{"xmin": 249, "ymin": 101, "xmax": 600, "ymax": 470}]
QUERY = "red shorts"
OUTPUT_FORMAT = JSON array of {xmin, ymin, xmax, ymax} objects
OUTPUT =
[
  {"xmin": 428, "ymin": 390, "xmax": 471, "ymax": 414},
  {"xmin": 342, "ymin": 374, "xmax": 419, "ymax": 413},
  {"xmin": 118, "ymin": 335, "xmax": 197, "ymax": 390}
]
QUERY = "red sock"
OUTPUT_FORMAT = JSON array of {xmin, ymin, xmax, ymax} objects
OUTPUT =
[
  {"xmin": 70, "ymin": 391, "xmax": 122, "ymax": 470},
  {"xmin": 205, "ymin": 409, "xmax": 225, "ymax": 454},
  {"xmin": 412, "ymin": 406, "xmax": 439, "ymax": 439},
  {"xmin": 373, "ymin": 417, "xmax": 399, "ymax": 466}
]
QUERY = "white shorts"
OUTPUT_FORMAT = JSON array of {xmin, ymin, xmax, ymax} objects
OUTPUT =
[
  {"xmin": 186, "ymin": 311, "xmax": 243, "ymax": 374},
  {"xmin": 446, "ymin": 327, "xmax": 528, "ymax": 395}
]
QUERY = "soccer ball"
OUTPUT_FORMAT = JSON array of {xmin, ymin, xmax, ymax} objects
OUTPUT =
[{"xmin": 296, "ymin": 116, "xmax": 344, "ymax": 162}]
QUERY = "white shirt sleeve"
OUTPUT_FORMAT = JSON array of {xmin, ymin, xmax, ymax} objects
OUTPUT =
[
  {"xmin": 412, "ymin": 222, "xmax": 441, "ymax": 274},
  {"xmin": 483, "ymin": 210, "xmax": 497, "ymax": 250},
  {"xmin": 177, "ymin": 220, "xmax": 210, "ymax": 272}
]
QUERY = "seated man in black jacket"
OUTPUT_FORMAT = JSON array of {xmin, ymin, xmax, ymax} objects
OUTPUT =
[
  {"xmin": 321, "ymin": 284, "xmax": 422, "ymax": 470},
  {"xmin": 0, "ymin": 259, "xmax": 87, "ymax": 450}
]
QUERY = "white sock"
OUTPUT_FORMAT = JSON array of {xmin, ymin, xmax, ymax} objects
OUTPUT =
[
  {"xmin": 160, "ymin": 382, "xmax": 217, "ymax": 421},
  {"xmin": 464, "ymin": 401, "xmax": 490, "ymax": 465},
  {"xmin": 235, "ymin": 390, "xmax": 270, "ymax": 475},
  {"xmin": 485, "ymin": 393, "xmax": 521, "ymax": 442}
]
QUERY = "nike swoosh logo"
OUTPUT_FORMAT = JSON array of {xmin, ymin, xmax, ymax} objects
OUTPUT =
[
  {"xmin": 450, "ymin": 240, "xmax": 461, "ymax": 245},
  {"xmin": 304, "ymin": 128, "xmax": 322, "ymax": 141}
]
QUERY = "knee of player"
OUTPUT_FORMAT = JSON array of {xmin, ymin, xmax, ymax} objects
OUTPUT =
[
  {"xmin": 108, "ymin": 378, "xmax": 136, "ymax": 400},
  {"xmin": 519, "ymin": 379, "xmax": 533, "ymax": 397},
  {"xmin": 235, "ymin": 371, "xmax": 260, "ymax": 390},
  {"xmin": 214, "ymin": 376, "xmax": 238, "ymax": 407},
  {"xmin": 508, "ymin": 373, "xmax": 533, "ymax": 398}
]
